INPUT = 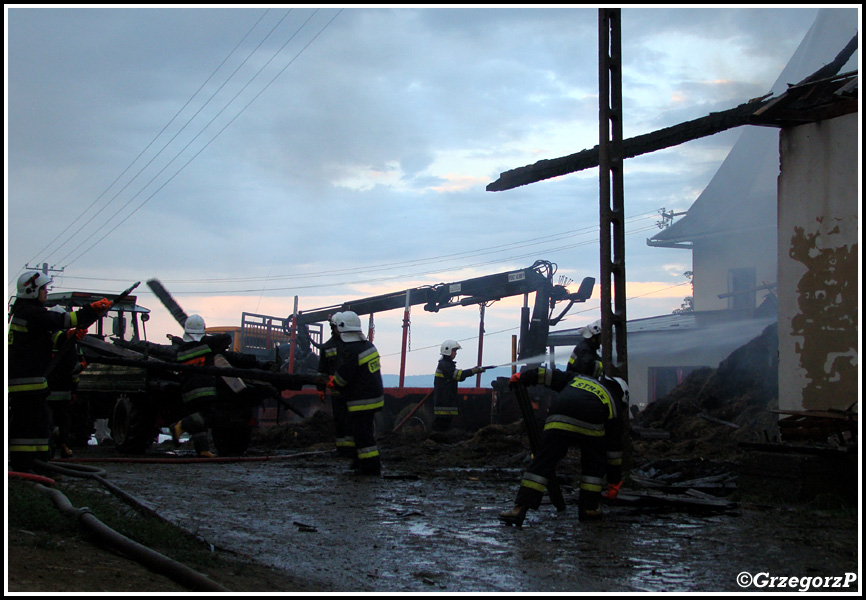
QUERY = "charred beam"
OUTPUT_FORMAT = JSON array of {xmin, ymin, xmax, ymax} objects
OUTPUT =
[{"xmin": 486, "ymin": 98, "xmax": 771, "ymax": 192}]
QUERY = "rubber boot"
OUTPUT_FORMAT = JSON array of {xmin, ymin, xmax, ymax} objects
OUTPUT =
[
  {"xmin": 499, "ymin": 505, "xmax": 528, "ymax": 527},
  {"xmin": 578, "ymin": 507, "xmax": 603, "ymax": 521}
]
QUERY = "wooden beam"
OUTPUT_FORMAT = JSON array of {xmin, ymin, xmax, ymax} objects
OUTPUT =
[
  {"xmin": 486, "ymin": 98, "xmax": 771, "ymax": 192},
  {"xmin": 487, "ymin": 34, "xmax": 858, "ymax": 193}
]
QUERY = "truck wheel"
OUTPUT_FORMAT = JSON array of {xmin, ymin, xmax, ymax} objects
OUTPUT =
[
  {"xmin": 112, "ymin": 395, "xmax": 157, "ymax": 454},
  {"xmin": 212, "ymin": 425, "xmax": 252, "ymax": 456},
  {"xmin": 393, "ymin": 402, "xmax": 433, "ymax": 434}
]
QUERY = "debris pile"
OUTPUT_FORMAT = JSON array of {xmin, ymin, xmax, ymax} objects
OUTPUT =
[
  {"xmin": 251, "ymin": 409, "xmax": 335, "ymax": 450},
  {"xmin": 632, "ymin": 323, "xmax": 780, "ymax": 461}
]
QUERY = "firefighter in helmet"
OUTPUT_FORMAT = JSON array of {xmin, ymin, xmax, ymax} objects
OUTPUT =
[
  {"xmin": 170, "ymin": 314, "xmax": 232, "ymax": 458},
  {"xmin": 432, "ymin": 340, "xmax": 483, "ymax": 432},
  {"xmin": 8, "ymin": 271, "xmax": 110, "ymax": 472},
  {"xmin": 500, "ymin": 366, "xmax": 628, "ymax": 526},
  {"xmin": 566, "ymin": 319, "xmax": 603, "ymax": 378},
  {"xmin": 326, "ymin": 311, "xmax": 384, "ymax": 476}
]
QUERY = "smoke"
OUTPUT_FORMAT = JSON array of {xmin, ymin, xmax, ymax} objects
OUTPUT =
[{"xmin": 624, "ymin": 316, "xmax": 777, "ymax": 363}]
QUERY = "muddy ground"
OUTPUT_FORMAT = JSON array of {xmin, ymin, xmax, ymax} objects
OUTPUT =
[{"xmin": 9, "ymin": 410, "xmax": 860, "ymax": 594}]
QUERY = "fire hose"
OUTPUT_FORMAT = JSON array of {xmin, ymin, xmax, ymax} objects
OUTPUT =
[{"xmin": 11, "ymin": 461, "xmax": 228, "ymax": 592}]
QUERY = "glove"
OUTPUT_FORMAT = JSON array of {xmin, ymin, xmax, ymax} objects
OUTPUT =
[
  {"xmin": 326, "ymin": 375, "xmax": 336, "ymax": 389},
  {"xmin": 68, "ymin": 328, "xmax": 88, "ymax": 341},
  {"xmin": 509, "ymin": 372, "xmax": 522, "ymax": 386},
  {"xmin": 90, "ymin": 298, "xmax": 112, "ymax": 313},
  {"xmin": 317, "ymin": 390, "xmax": 326, "ymax": 402},
  {"xmin": 602, "ymin": 480, "xmax": 623, "ymax": 500}
]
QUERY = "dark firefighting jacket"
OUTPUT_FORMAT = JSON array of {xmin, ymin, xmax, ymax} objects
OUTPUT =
[
  {"xmin": 47, "ymin": 330, "xmax": 83, "ymax": 402},
  {"xmin": 433, "ymin": 356, "xmax": 476, "ymax": 416},
  {"xmin": 332, "ymin": 340, "xmax": 384, "ymax": 413},
  {"xmin": 175, "ymin": 333, "xmax": 233, "ymax": 407},
  {"xmin": 8, "ymin": 299, "xmax": 98, "ymax": 399},
  {"xmin": 566, "ymin": 337, "xmax": 602, "ymax": 378},
  {"xmin": 519, "ymin": 366, "xmax": 617, "ymax": 438},
  {"xmin": 317, "ymin": 335, "xmax": 342, "ymax": 396}
]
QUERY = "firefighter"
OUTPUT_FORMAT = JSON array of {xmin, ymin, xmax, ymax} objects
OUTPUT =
[
  {"xmin": 8, "ymin": 271, "xmax": 109, "ymax": 473},
  {"xmin": 169, "ymin": 314, "xmax": 233, "ymax": 458},
  {"xmin": 326, "ymin": 311, "xmax": 384, "ymax": 476},
  {"xmin": 317, "ymin": 313, "xmax": 353, "ymax": 458},
  {"xmin": 566, "ymin": 319, "xmax": 603, "ymax": 378},
  {"xmin": 46, "ymin": 305, "xmax": 85, "ymax": 459},
  {"xmin": 432, "ymin": 340, "xmax": 483, "ymax": 432},
  {"xmin": 499, "ymin": 366, "xmax": 627, "ymax": 526}
]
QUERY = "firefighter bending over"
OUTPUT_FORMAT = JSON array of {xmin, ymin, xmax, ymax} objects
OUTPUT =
[{"xmin": 499, "ymin": 366, "xmax": 628, "ymax": 526}]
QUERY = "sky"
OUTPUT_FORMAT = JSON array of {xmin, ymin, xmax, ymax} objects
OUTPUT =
[{"xmin": 4, "ymin": 6, "xmax": 856, "ymax": 378}]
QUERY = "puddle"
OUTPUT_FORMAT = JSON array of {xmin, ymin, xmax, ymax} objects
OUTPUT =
[{"xmin": 91, "ymin": 450, "xmax": 858, "ymax": 592}]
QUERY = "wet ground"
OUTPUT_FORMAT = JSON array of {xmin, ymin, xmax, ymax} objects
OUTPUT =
[{"xmin": 85, "ymin": 435, "xmax": 859, "ymax": 594}]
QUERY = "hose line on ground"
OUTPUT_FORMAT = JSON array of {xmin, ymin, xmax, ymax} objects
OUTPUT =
[
  {"xmin": 30, "ymin": 481, "xmax": 229, "ymax": 592},
  {"xmin": 34, "ymin": 459, "xmax": 216, "ymax": 550}
]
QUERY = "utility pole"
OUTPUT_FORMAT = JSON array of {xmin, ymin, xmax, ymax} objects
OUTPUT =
[
  {"xmin": 25, "ymin": 262, "xmax": 65, "ymax": 279},
  {"xmin": 598, "ymin": 8, "xmax": 628, "ymax": 380}
]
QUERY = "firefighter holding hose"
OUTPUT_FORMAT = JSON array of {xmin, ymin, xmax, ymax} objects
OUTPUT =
[
  {"xmin": 432, "ymin": 340, "xmax": 484, "ymax": 432},
  {"xmin": 8, "ymin": 271, "xmax": 110, "ymax": 473}
]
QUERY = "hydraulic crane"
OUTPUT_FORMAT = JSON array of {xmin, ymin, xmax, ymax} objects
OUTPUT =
[{"xmin": 293, "ymin": 259, "xmax": 594, "ymax": 369}]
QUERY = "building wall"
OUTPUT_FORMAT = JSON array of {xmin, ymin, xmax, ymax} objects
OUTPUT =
[
  {"xmin": 777, "ymin": 113, "xmax": 858, "ymax": 411},
  {"xmin": 692, "ymin": 229, "xmax": 777, "ymax": 312}
]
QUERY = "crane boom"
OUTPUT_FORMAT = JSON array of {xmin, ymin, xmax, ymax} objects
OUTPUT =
[{"xmin": 294, "ymin": 260, "xmax": 594, "ymax": 360}]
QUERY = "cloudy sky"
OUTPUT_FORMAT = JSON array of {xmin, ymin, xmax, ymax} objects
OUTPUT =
[{"xmin": 4, "ymin": 6, "xmax": 854, "ymax": 377}]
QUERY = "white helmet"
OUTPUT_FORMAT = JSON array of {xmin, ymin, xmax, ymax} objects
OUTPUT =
[
  {"xmin": 329, "ymin": 312, "xmax": 343, "ymax": 327},
  {"xmin": 333, "ymin": 311, "xmax": 365, "ymax": 342},
  {"xmin": 612, "ymin": 376, "xmax": 629, "ymax": 404},
  {"xmin": 440, "ymin": 339, "xmax": 462, "ymax": 356},
  {"xmin": 17, "ymin": 271, "xmax": 52, "ymax": 299},
  {"xmin": 183, "ymin": 314, "xmax": 207, "ymax": 342},
  {"xmin": 581, "ymin": 319, "xmax": 602, "ymax": 339}
]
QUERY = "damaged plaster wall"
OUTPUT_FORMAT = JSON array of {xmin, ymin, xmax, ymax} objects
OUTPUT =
[{"xmin": 777, "ymin": 112, "xmax": 858, "ymax": 412}]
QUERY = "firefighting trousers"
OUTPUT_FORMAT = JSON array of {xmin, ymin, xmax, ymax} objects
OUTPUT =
[
  {"xmin": 515, "ymin": 427, "xmax": 606, "ymax": 513},
  {"xmin": 346, "ymin": 410, "xmax": 381, "ymax": 475},
  {"xmin": 605, "ymin": 416, "xmax": 625, "ymax": 484},
  {"xmin": 331, "ymin": 394, "xmax": 354, "ymax": 458},
  {"xmin": 48, "ymin": 396, "xmax": 72, "ymax": 448},
  {"xmin": 9, "ymin": 393, "xmax": 52, "ymax": 472}
]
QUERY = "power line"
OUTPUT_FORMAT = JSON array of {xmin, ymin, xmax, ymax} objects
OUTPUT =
[
  {"xmin": 61, "ymin": 10, "xmax": 338, "ymax": 268},
  {"xmin": 25, "ymin": 9, "xmax": 277, "ymax": 268},
  {"xmin": 51, "ymin": 208, "xmax": 664, "ymax": 294},
  {"xmin": 25, "ymin": 9, "xmax": 343, "ymax": 272}
]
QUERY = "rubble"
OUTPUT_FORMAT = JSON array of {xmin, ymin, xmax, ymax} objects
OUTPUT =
[{"xmin": 632, "ymin": 323, "xmax": 781, "ymax": 461}]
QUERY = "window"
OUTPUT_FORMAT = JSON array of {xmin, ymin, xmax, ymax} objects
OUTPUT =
[{"xmin": 728, "ymin": 267, "xmax": 756, "ymax": 311}]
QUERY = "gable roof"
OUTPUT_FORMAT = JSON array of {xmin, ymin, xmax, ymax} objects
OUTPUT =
[{"xmin": 647, "ymin": 8, "xmax": 859, "ymax": 249}]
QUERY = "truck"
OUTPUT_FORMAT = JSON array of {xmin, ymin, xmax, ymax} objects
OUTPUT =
[
  {"xmin": 238, "ymin": 260, "xmax": 595, "ymax": 433},
  {"xmin": 43, "ymin": 290, "xmax": 317, "ymax": 455}
]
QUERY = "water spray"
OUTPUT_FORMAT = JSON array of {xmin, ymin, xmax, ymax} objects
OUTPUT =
[{"xmin": 479, "ymin": 352, "xmax": 551, "ymax": 370}]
